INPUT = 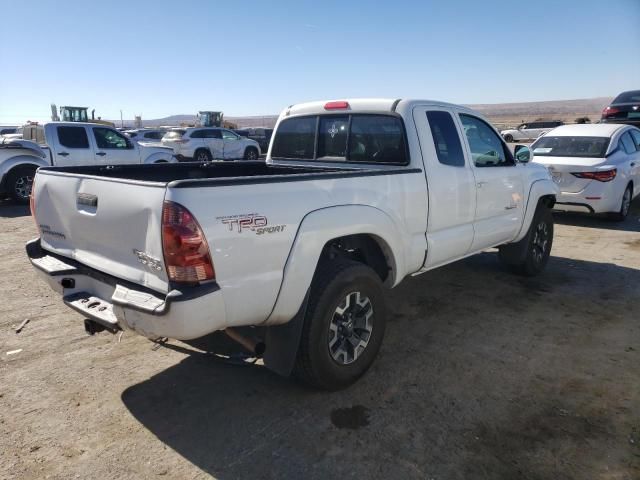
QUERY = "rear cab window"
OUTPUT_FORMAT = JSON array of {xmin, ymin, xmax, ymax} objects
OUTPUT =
[{"xmin": 272, "ymin": 114, "xmax": 407, "ymax": 164}]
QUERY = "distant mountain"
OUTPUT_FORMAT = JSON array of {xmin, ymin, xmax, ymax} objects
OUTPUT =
[{"xmin": 117, "ymin": 97, "xmax": 612, "ymax": 129}]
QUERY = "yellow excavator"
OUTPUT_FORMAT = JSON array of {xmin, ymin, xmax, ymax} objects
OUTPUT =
[
  {"xmin": 180, "ymin": 111, "xmax": 237, "ymax": 129},
  {"xmin": 51, "ymin": 104, "xmax": 115, "ymax": 127}
]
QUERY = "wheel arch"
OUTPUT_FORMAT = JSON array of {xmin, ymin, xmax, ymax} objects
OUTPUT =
[
  {"xmin": 0, "ymin": 157, "xmax": 48, "ymax": 193},
  {"xmin": 264, "ymin": 204, "xmax": 405, "ymax": 326},
  {"xmin": 512, "ymin": 178, "xmax": 557, "ymax": 243}
]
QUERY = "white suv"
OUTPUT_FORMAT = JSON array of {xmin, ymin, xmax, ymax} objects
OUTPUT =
[
  {"xmin": 501, "ymin": 121, "xmax": 564, "ymax": 143},
  {"xmin": 161, "ymin": 127, "xmax": 261, "ymax": 161}
]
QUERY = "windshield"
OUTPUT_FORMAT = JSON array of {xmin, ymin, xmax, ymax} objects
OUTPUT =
[
  {"xmin": 531, "ymin": 136, "xmax": 610, "ymax": 158},
  {"xmin": 613, "ymin": 90, "xmax": 640, "ymax": 104}
]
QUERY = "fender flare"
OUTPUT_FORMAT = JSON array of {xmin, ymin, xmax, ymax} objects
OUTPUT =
[
  {"xmin": 143, "ymin": 151, "xmax": 176, "ymax": 164},
  {"xmin": 264, "ymin": 204, "xmax": 405, "ymax": 326},
  {"xmin": 513, "ymin": 178, "xmax": 558, "ymax": 242}
]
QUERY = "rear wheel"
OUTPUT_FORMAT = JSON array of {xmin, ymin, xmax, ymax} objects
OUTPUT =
[
  {"xmin": 294, "ymin": 260, "xmax": 386, "ymax": 390},
  {"xmin": 8, "ymin": 166, "xmax": 36, "ymax": 204},
  {"xmin": 503, "ymin": 134, "xmax": 514, "ymax": 143},
  {"xmin": 244, "ymin": 147, "xmax": 259, "ymax": 160},
  {"xmin": 609, "ymin": 185, "xmax": 632, "ymax": 221},
  {"xmin": 499, "ymin": 205, "xmax": 553, "ymax": 276},
  {"xmin": 194, "ymin": 149, "xmax": 212, "ymax": 162}
]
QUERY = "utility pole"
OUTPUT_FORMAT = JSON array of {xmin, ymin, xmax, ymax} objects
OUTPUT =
[{"xmin": 120, "ymin": 110, "xmax": 124, "ymax": 128}]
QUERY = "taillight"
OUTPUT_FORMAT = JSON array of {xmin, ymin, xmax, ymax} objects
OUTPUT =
[
  {"xmin": 571, "ymin": 169, "xmax": 617, "ymax": 182},
  {"xmin": 162, "ymin": 201, "xmax": 215, "ymax": 284},
  {"xmin": 324, "ymin": 101, "xmax": 350, "ymax": 110},
  {"xmin": 602, "ymin": 106, "xmax": 620, "ymax": 118}
]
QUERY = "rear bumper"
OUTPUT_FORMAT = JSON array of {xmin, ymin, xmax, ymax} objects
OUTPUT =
[
  {"xmin": 26, "ymin": 238, "xmax": 227, "ymax": 340},
  {"xmin": 554, "ymin": 181, "xmax": 621, "ymax": 214}
]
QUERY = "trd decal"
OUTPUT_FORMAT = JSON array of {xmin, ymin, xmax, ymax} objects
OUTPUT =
[{"xmin": 217, "ymin": 214, "xmax": 286, "ymax": 235}]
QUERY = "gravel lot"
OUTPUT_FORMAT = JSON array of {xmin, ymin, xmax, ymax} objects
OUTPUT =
[{"xmin": 1, "ymin": 199, "xmax": 639, "ymax": 480}]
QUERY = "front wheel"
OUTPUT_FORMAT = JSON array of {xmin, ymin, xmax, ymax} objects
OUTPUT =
[
  {"xmin": 8, "ymin": 167, "xmax": 36, "ymax": 204},
  {"xmin": 294, "ymin": 261, "xmax": 386, "ymax": 390},
  {"xmin": 499, "ymin": 205, "xmax": 553, "ymax": 276},
  {"xmin": 244, "ymin": 147, "xmax": 259, "ymax": 160}
]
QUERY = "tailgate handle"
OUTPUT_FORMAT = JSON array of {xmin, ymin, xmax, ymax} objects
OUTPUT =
[
  {"xmin": 58, "ymin": 152, "xmax": 69, "ymax": 157},
  {"xmin": 77, "ymin": 193, "xmax": 98, "ymax": 208},
  {"xmin": 96, "ymin": 152, "xmax": 107, "ymax": 157}
]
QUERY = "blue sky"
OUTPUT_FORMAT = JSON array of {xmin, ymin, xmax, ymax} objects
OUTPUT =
[{"xmin": 1, "ymin": 0, "xmax": 638, "ymax": 123}]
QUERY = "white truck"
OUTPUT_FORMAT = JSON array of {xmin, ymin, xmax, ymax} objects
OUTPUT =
[
  {"xmin": 1, "ymin": 122, "xmax": 175, "ymax": 203},
  {"xmin": 27, "ymin": 99, "xmax": 558, "ymax": 390}
]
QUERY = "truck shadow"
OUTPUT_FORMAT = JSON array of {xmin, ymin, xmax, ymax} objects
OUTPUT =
[
  {"xmin": 0, "ymin": 199, "xmax": 29, "ymax": 218},
  {"xmin": 552, "ymin": 197, "xmax": 640, "ymax": 232},
  {"xmin": 121, "ymin": 252, "xmax": 640, "ymax": 479}
]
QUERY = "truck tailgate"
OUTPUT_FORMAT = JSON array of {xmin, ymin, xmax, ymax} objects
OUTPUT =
[{"xmin": 33, "ymin": 171, "xmax": 169, "ymax": 293}]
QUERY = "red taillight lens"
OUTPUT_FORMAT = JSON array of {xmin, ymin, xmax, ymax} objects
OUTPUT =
[
  {"xmin": 601, "ymin": 106, "xmax": 620, "ymax": 118},
  {"xmin": 571, "ymin": 169, "xmax": 617, "ymax": 182},
  {"xmin": 324, "ymin": 101, "xmax": 350, "ymax": 110},
  {"xmin": 162, "ymin": 201, "xmax": 215, "ymax": 284}
]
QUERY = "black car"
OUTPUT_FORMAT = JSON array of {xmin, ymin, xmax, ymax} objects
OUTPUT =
[
  {"xmin": 601, "ymin": 90, "xmax": 640, "ymax": 127},
  {"xmin": 233, "ymin": 127, "xmax": 273, "ymax": 153}
]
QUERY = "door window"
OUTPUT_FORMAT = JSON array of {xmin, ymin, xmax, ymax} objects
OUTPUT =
[
  {"xmin": 222, "ymin": 130, "xmax": 239, "ymax": 140},
  {"xmin": 460, "ymin": 114, "xmax": 514, "ymax": 167},
  {"xmin": 203, "ymin": 129, "xmax": 222, "ymax": 139},
  {"xmin": 57, "ymin": 126, "xmax": 89, "ymax": 148},
  {"xmin": 426, "ymin": 111, "xmax": 465, "ymax": 167},
  {"xmin": 630, "ymin": 129, "xmax": 640, "ymax": 150},
  {"xmin": 190, "ymin": 130, "xmax": 207, "ymax": 138},
  {"xmin": 93, "ymin": 128, "xmax": 131, "ymax": 149},
  {"xmin": 620, "ymin": 131, "xmax": 637, "ymax": 154}
]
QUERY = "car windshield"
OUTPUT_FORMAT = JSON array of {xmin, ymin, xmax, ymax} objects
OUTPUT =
[
  {"xmin": 531, "ymin": 136, "xmax": 610, "ymax": 158},
  {"xmin": 164, "ymin": 130, "xmax": 186, "ymax": 139},
  {"xmin": 613, "ymin": 91, "xmax": 640, "ymax": 104}
]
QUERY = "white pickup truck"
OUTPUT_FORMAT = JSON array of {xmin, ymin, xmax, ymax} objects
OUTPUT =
[
  {"xmin": 1, "ymin": 122, "xmax": 175, "ymax": 203},
  {"xmin": 27, "ymin": 99, "xmax": 558, "ymax": 390}
]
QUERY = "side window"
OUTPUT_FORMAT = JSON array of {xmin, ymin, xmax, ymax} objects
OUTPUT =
[
  {"xmin": 271, "ymin": 116, "xmax": 316, "ymax": 159},
  {"xmin": 348, "ymin": 115, "xmax": 407, "ymax": 164},
  {"xmin": 57, "ymin": 126, "xmax": 89, "ymax": 148},
  {"xmin": 190, "ymin": 130, "xmax": 206, "ymax": 139},
  {"xmin": 93, "ymin": 128, "xmax": 130, "ymax": 149},
  {"xmin": 460, "ymin": 114, "xmax": 514, "ymax": 167},
  {"xmin": 630, "ymin": 130, "xmax": 640, "ymax": 150},
  {"xmin": 426, "ymin": 111, "xmax": 465, "ymax": 167},
  {"xmin": 222, "ymin": 130, "xmax": 239, "ymax": 140},
  {"xmin": 203, "ymin": 129, "xmax": 222, "ymax": 139},
  {"xmin": 620, "ymin": 132, "xmax": 637, "ymax": 154}
]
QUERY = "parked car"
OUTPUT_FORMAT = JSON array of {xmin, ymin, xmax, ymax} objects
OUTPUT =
[
  {"xmin": 161, "ymin": 127, "xmax": 261, "ymax": 162},
  {"xmin": 531, "ymin": 123, "xmax": 640, "ymax": 220},
  {"xmin": 27, "ymin": 98, "xmax": 557, "ymax": 390},
  {"xmin": 124, "ymin": 128, "xmax": 167, "ymax": 143},
  {"xmin": 0, "ymin": 122, "xmax": 176, "ymax": 203},
  {"xmin": 501, "ymin": 121, "xmax": 564, "ymax": 143},
  {"xmin": 233, "ymin": 127, "xmax": 273, "ymax": 153},
  {"xmin": 0, "ymin": 126, "xmax": 19, "ymax": 136},
  {"xmin": 601, "ymin": 90, "xmax": 640, "ymax": 128}
]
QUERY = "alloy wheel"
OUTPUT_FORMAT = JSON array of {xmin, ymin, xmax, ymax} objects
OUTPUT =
[{"xmin": 328, "ymin": 291, "xmax": 374, "ymax": 365}]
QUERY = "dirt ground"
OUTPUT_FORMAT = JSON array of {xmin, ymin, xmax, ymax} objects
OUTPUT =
[{"xmin": 1, "ymin": 198, "xmax": 639, "ymax": 480}]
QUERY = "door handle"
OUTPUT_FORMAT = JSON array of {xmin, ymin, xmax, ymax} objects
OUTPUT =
[
  {"xmin": 58, "ymin": 152, "xmax": 69, "ymax": 157},
  {"xmin": 631, "ymin": 162, "xmax": 636, "ymax": 167},
  {"xmin": 476, "ymin": 181, "xmax": 488, "ymax": 188},
  {"xmin": 96, "ymin": 152, "xmax": 106, "ymax": 156},
  {"xmin": 505, "ymin": 204, "xmax": 517, "ymax": 210}
]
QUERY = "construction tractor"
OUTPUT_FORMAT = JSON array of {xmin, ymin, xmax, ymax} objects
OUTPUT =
[
  {"xmin": 197, "ymin": 111, "xmax": 238, "ymax": 129},
  {"xmin": 51, "ymin": 104, "xmax": 115, "ymax": 127}
]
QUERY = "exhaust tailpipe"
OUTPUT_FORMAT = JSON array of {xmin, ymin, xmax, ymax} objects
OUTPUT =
[{"xmin": 225, "ymin": 328, "xmax": 266, "ymax": 357}]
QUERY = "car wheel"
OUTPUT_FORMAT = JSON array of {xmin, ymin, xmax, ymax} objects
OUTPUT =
[
  {"xmin": 244, "ymin": 147, "xmax": 259, "ymax": 160},
  {"xmin": 499, "ymin": 204, "xmax": 554, "ymax": 276},
  {"xmin": 294, "ymin": 260, "xmax": 386, "ymax": 390},
  {"xmin": 504, "ymin": 134, "xmax": 514, "ymax": 143},
  {"xmin": 194, "ymin": 149, "xmax": 212, "ymax": 162},
  {"xmin": 610, "ymin": 184, "xmax": 632, "ymax": 221},
  {"xmin": 8, "ymin": 167, "xmax": 36, "ymax": 204}
]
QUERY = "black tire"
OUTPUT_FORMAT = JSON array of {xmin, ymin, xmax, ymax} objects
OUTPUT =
[
  {"xmin": 194, "ymin": 149, "xmax": 212, "ymax": 162},
  {"xmin": 7, "ymin": 166, "xmax": 36, "ymax": 204},
  {"xmin": 609, "ymin": 184, "xmax": 632, "ymax": 222},
  {"xmin": 244, "ymin": 147, "xmax": 259, "ymax": 160},
  {"xmin": 294, "ymin": 260, "xmax": 386, "ymax": 390},
  {"xmin": 498, "ymin": 205, "xmax": 553, "ymax": 276},
  {"xmin": 504, "ymin": 134, "xmax": 514, "ymax": 143}
]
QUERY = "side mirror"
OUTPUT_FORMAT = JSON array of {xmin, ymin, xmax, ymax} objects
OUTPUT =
[{"xmin": 514, "ymin": 144, "xmax": 531, "ymax": 163}]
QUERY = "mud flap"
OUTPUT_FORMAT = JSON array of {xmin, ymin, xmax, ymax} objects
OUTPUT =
[{"xmin": 263, "ymin": 291, "xmax": 309, "ymax": 377}]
